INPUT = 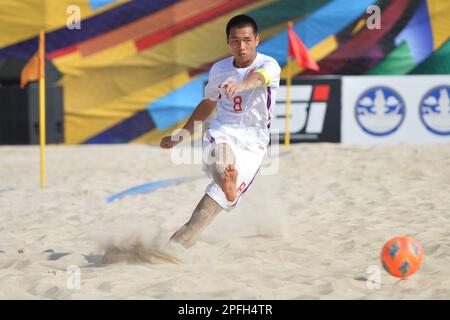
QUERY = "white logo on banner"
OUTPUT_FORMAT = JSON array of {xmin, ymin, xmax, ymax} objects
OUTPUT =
[
  {"xmin": 355, "ymin": 86, "xmax": 405, "ymax": 136},
  {"xmin": 419, "ymin": 86, "xmax": 450, "ymax": 135},
  {"xmin": 273, "ymin": 85, "xmax": 328, "ymax": 134}
]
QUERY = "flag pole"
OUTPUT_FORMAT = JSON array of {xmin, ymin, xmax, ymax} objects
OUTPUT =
[
  {"xmin": 39, "ymin": 31, "xmax": 46, "ymax": 188},
  {"xmin": 285, "ymin": 49, "xmax": 292, "ymax": 148}
]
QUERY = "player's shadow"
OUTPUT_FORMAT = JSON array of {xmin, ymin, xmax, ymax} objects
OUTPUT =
[
  {"xmin": 43, "ymin": 247, "xmax": 183, "ymax": 268},
  {"xmin": 48, "ymin": 252, "xmax": 71, "ymax": 260},
  {"xmin": 44, "ymin": 249, "xmax": 106, "ymax": 267}
]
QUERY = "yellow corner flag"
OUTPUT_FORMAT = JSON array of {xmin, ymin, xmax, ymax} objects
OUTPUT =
[
  {"xmin": 20, "ymin": 31, "xmax": 46, "ymax": 188},
  {"xmin": 285, "ymin": 54, "xmax": 292, "ymax": 148}
]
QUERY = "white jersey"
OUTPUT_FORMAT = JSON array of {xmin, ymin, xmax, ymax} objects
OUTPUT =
[{"xmin": 204, "ymin": 52, "xmax": 281, "ymax": 156}]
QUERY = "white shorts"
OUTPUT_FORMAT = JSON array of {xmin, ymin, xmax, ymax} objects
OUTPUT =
[{"xmin": 202, "ymin": 127, "xmax": 265, "ymax": 211}]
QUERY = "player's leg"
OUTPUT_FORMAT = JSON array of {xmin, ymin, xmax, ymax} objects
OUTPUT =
[
  {"xmin": 169, "ymin": 194, "xmax": 223, "ymax": 248},
  {"xmin": 209, "ymin": 142, "xmax": 234, "ymax": 185},
  {"xmin": 210, "ymin": 143, "xmax": 238, "ymax": 201},
  {"xmin": 223, "ymin": 164, "xmax": 238, "ymax": 202}
]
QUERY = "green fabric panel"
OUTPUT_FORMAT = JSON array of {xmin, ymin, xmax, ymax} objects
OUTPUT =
[
  {"xmin": 410, "ymin": 39, "xmax": 450, "ymax": 74},
  {"xmin": 248, "ymin": 0, "xmax": 331, "ymax": 31},
  {"xmin": 365, "ymin": 42, "xmax": 415, "ymax": 75}
]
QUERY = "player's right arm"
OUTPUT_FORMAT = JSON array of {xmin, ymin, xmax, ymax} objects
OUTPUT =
[
  {"xmin": 160, "ymin": 98, "xmax": 216, "ymax": 149},
  {"xmin": 161, "ymin": 63, "xmax": 220, "ymax": 149}
]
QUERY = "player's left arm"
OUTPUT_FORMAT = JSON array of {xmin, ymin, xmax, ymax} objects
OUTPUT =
[{"xmin": 219, "ymin": 61, "xmax": 280, "ymax": 98}]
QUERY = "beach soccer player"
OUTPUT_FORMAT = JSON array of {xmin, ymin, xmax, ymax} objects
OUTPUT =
[{"xmin": 160, "ymin": 14, "xmax": 281, "ymax": 248}]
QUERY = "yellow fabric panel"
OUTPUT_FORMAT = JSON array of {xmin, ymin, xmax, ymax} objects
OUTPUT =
[
  {"xmin": 54, "ymin": 41, "xmax": 137, "ymax": 76},
  {"xmin": 52, "ymin": 51, "xmax": 85, "ymax": 76},
  {"xmin": 0, "ymin": 0, "xmax": 46, "ymax": 48},
  {"xmin": 280, "ymin": 35, "xmax": 338, "ymax": 78},
  {"xmin": 65, "ymin": 71, "xmax": 191, "ymax": 143},
  {"xmin": 0, "ymin": 0, "xmax": 129, "ymax": 48},
  {"xmin": 427, "ymin": 0, "xmax": 450, "ymax": 50},
  {"xmin": 63, "ymin": 60, "xmax": 187, "ymax": 114},
  {"xmin": 62, "ymin": 0, "xmax": 272, "ymax": 142}
]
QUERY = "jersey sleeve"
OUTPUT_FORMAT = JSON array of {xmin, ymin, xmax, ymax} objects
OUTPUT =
[
  {"xmin": 204, "ymin": 66, "xmax": 220, "ymax": 101},
  {"xmin": 254, "ymin": 59, "xmax": 281, "ymax": 88}
]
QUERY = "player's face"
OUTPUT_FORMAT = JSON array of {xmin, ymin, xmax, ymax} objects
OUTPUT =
[{"xmin": 227, "ymin": 26, "xmax": 259, "ymax": 66}]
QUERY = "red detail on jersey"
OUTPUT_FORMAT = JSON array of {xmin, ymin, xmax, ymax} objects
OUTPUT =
[
  {"xmin": 233, "ymin": 96, "xmax": 243, "ymax": 112},
  {"xmin": 237, "ymin": 181, "xmax": 246, "ymax": 193}
]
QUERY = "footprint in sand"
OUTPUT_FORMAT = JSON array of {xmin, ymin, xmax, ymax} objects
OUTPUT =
[{"xmin": 335, "ymin": 240, "xmax": 356, "ymax": 252}]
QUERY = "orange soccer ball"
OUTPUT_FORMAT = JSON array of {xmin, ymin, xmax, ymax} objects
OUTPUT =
[{"xmin": 380, "ymin": 236, "xmax": 423, "ymax": 278}]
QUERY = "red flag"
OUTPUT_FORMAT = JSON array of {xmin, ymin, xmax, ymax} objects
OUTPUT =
[
  {"xmin": 20, "ymin": 52, "xmax": 39, "ymax": 88},
  {"xmin": 288, "ymin": 22, "xmax": 319, "ymax": 71},
  {"xmin": 20, "ymin": 32, "xmax": 45, "ymax": 88}
]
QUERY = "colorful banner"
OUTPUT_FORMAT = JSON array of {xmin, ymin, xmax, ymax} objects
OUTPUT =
[{"xmin": 0, "ymin": 0, "xmax": 448, "ymax": 144}]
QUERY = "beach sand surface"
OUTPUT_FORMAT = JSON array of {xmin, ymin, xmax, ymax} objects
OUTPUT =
[{"xmin": 0, "ymin": 143, "xmax": 449, "ymax": 299}]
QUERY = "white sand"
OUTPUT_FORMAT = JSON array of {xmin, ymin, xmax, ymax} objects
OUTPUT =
[{"xmin": 0, "ymin": 143, "xmax": 449, "ymax": 299}]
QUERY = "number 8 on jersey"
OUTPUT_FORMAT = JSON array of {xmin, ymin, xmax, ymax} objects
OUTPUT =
[{"xmin": 233, "ymin": 96, "xmax": 243, "ymax": 112}]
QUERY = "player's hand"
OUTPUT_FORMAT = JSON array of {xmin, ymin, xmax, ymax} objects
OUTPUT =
[
  {"xmin": 160, "ymin": 135, "xmax": 183, "ymax": 149},
  {"xmin": 219, "ymin": 81, "xmax": 244, "ymax": 99}
]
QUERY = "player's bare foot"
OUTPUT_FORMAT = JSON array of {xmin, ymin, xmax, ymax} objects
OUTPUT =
[{"xmin": 222, "ymin": 164, "xmax": 238, "ymax": 201}]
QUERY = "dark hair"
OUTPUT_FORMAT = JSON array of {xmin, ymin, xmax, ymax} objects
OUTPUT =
[{"xmin": 226, "ymin": 14, "xmax": 258, "ymax": 38}]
